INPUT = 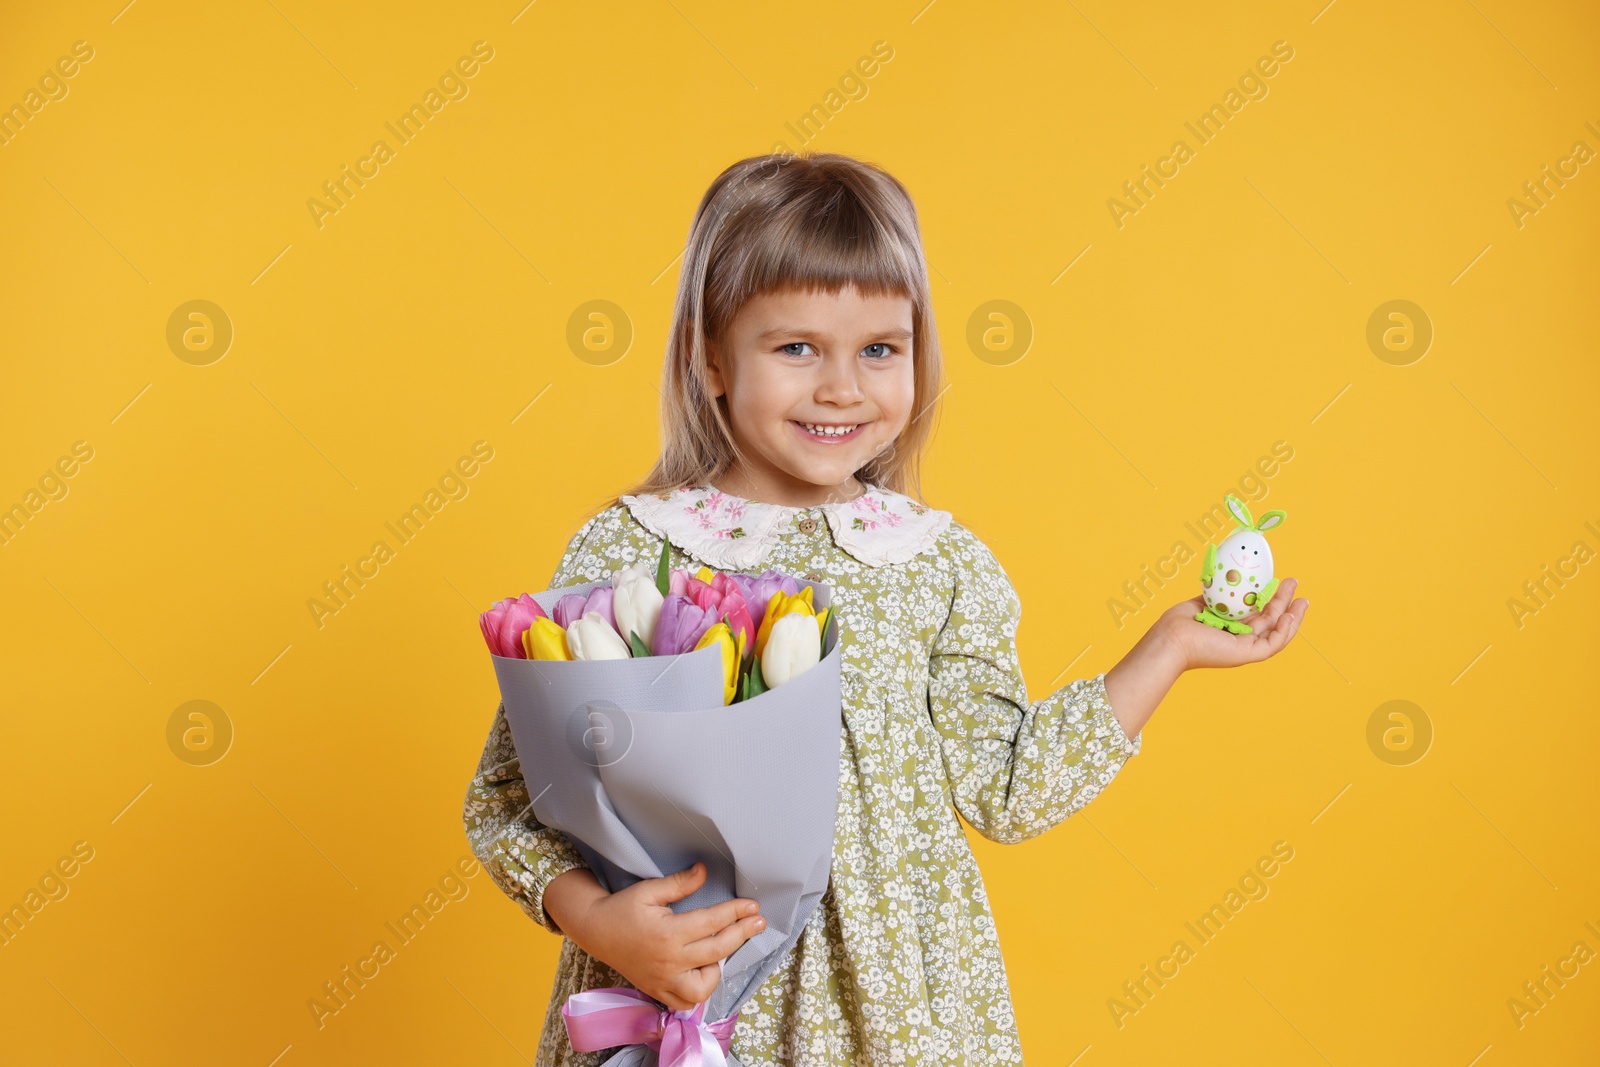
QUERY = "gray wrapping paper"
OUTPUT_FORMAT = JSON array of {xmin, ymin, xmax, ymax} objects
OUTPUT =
[{"xmin": 491, "ymin": 577, "xmax": 843, "ymax": 1066}]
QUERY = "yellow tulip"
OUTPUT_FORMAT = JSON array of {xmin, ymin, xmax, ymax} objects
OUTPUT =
[
  {"xmin": 694, "ymin": 566, "xmax": 716, "ymax": 584},
  {"xmin": 695, "ymin": 621, "xmax": 738, "ymax": 705},
  {"xmin": 754, "ymin": 586, "xmax": 814, "ymax": 659},
  {"xmin": 522, "ymin": 616, "xmax": 572, "ymax": 660}
]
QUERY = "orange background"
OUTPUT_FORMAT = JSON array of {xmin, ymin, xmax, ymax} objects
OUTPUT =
[{"xmin": 1, "ymin": 0, "xmax": 1597, "ymax": 1063}]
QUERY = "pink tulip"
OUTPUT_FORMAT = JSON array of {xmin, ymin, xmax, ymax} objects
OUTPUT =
[
  {"xmin": 479, "ymin": 593, "xmax": 549, "ymax": 658},
  {"xmin": 685, "ymin": 573, "xmax": 756, "ymax": 663}
]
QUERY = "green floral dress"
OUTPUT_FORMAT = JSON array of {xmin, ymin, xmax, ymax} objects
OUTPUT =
[{"xmin": 462, "ymin": 482, "xmax": 1143, "ymax": 1065}]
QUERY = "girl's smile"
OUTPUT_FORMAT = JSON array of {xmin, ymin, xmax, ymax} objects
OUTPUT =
[{"xmin": 789, "ymin": 420, "xmax": 868, "ymax": 443}]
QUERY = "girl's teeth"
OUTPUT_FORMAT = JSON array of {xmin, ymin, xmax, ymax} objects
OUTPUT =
[{"xmin": 801, "ymin": 423, "xmax": 856, "ymax": 437}]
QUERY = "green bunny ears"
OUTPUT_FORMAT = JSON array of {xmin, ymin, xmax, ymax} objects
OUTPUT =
[{"xmin": 1224, "ymin": 493, "xmax": 1287, "ymax": 532}]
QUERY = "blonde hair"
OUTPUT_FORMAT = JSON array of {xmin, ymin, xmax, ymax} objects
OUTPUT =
[{"xmin": 598, "ymin": 151, "xmax": 943, "ymax": 513}]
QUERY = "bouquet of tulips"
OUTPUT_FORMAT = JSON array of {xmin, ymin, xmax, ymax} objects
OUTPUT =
[
  {"xmin": 477, "ymin": 536, "xmax": 843, "ymax": 1067},
  {"xmin": 481, "ymin": 536, "xmax": 837, "ymax": 705}
]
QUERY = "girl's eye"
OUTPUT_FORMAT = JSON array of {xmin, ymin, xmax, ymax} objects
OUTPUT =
[{"xmin": 779, "ymin": 342, "xmax": 900, "ymax": 359}]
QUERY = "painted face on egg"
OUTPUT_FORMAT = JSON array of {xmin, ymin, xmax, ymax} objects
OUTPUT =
[{"xmin": 1201, "ymin": 529, "xmax": 1275, "ymax": 619}]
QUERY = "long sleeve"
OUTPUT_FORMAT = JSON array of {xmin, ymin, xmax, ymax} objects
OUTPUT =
[
  {"xmin": 462, "ymin": 511, "xmax": 610, "ymax": 935},
  {"xmin": 926, "ymin": 525, "xmax": 1142, "ymax": 846}
]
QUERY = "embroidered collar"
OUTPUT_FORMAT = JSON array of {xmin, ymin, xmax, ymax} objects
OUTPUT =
[{"xmin": 620, "ymin": 482, "xmax": 953, "ymax": 570}]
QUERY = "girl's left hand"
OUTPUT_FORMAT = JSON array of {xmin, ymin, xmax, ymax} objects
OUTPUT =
[{"xmin": 1159, "ymin": 577, "xmax": 1309, "ymax": 670}]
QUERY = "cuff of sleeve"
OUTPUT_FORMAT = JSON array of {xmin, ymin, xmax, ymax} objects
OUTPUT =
[
  {"xmin": 529, "ymin": 850, "xmax": 591, "ymax": 936},
  {"xmin": 1092, "ymin": 672, "xmax": 1142, "ymax": 758}
]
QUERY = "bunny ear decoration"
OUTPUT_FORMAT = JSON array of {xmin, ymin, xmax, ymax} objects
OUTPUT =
[
  {"xmin": 1225, "ymin": 494, "xmax": 1253, "ymax": 529},
  {"xmin": 1255, "ymin": 510, "xmax": 1287, "ymax": 532}
]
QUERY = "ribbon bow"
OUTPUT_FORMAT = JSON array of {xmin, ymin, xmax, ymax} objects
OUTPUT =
[{"xmin": 562, "ymin": 987, "xmax": 740, "ymax": 1067}]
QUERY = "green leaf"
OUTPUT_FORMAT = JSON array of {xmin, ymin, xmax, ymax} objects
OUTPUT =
[
  {"xmin": 821, "ymin": 605, "xmax": 838, "ymax": 654},
  {"xmin": 655, "ymin": 535, "xmax": 672, "ymax": 598},
  {"xmin": 629, "ymin": 630, "xmax": 651, "ymax": 658},
  {"xmin": 746, "ymin": 654, "xmax": 768, "ymax": 699}
]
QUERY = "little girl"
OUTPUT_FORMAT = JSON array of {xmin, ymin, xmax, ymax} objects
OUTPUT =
[{"xmin": 464, "ymin": 152, "xmax": 1308, "ymax": 1065}]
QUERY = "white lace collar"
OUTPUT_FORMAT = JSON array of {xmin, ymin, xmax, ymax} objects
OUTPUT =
[{"xmin": 619, "ymin": 481, "xmax": 953, "ymax": 571}]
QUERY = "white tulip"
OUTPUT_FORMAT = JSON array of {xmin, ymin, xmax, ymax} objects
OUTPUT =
[
  {"xmin": 611, "ymin": 563, "xmax": 664, "ymax": 650},
  {"xmin": 567, "ymin": 611, "xmax": 632, "ymax": 661},
  {"xmin": 761, "ymin": 612, "xmax": 821, "ymax": 687}
]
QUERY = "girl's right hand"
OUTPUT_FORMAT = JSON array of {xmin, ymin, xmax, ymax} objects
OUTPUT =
[{"xmin": 558, "ymin": 861, "xmax": 766, "ymax": 1011}]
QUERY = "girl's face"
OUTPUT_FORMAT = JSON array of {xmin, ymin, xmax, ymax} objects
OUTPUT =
[{"xmin": 705, "ymin": 284, "xmax": 915, "ymax": 508}]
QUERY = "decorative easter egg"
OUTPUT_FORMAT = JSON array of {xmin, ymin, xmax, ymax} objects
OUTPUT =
[{"xmin": 1195, "ymin": 495, "xmax": 1287, "ymax": 635}]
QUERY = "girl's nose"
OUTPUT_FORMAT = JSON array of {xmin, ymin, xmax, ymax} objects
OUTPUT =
[{"xmin": 816, "ymin": 352, "xmax": 866, "ymax": 405}]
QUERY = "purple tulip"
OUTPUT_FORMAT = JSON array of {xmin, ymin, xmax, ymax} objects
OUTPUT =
[
  {"xmin": 651, "ymin": 593, "xmax": 718, "ymax": 657},
  {"xmin": 552, "ymin": 593, "xmax": 587, "ymax": 629},
  {"xmin": 553, "ymin": 586, "xmax": 616, "ymax": 632},
  {"xmin": 727, "ymin": 569, "xmax": 801, "ymax": 631}
]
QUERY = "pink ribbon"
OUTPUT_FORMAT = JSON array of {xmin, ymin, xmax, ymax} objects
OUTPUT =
[{"xmin": 562, "ymin": 987, "xmax": 740, "ymax": 1067}]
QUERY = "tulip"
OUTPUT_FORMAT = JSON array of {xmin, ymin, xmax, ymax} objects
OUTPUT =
[
  {"xmin": 612, "ymin": 563, "xmax": 665, "ymax": 650},
  {"xmin": 522, "ymin": 616, "xmax": 572, "ymax": 660},
  {"xmin": 668, "ymin": 568, "xmax": 690, "ymax": 598},
  {"xmin": 761, "ymin": 612, "xmax": 821, "ymax": 687},
  {"xmin": 479, "ymin": 593, "xmax": 549, "ymax": 658},
  {"xmin": 567, "ymin": 610, "xmax": 632, "ymax": 661},
  {"xmin": 684, "ymin": 572, "xmax": 757, "ymax": 662},
  {"xmin": 553, "ymin": 586, "xmax": 617, "ymax": 632},
  {"xmin": 694, "ymin": 621, "xmax": 739, "ymax": 705},
  {"xmin": 754, "ymin": 586, "xmax": 815, "ymax": 659},
  {"xmin": 728, "ymin": 570, "xmax": 801, "ymax": 631},
  {"xmin": 652, "ymin": 594, "xmax": 717, "ymax": 658}
]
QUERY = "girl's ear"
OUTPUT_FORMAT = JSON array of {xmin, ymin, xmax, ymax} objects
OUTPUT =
[
  {"xmin": 1225, "ymin": 494, "xmax": 1252, "ymax": 529},
  {"xmin": 703, "ymin": 337, "xmax": 727, "ymax": 399}
]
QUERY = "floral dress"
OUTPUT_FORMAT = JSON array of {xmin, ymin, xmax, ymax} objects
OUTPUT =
[{"xmin": 462, "ymin": 482, "xmax": 1143, "ymax": 1065}]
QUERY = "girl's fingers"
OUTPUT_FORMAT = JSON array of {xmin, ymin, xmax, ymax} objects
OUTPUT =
[
  {"xmin": 1257, "ymin": 577, "xmax": 1296, "ymax": 625},
  {"xmin": 639, "ymin": 861, "xmax": 709, "ymax": 907},
  {"xmin": 682, "ymin": 914, "xmax": 765, "ymax": 969},
  {"xmin": 1237, "ymin": 592, "xmax": 1300, "ymax": 661},
  {"xmin": 679, "ymin": 897, "xmax": 758, "ymax": 942},
  {"xmin": 656, "ymin": 983, "xmax": 700, "ymax": 1012},
  {"xmin": 1248, "ymin": 578, "xmax": 1298, "ymax": 640},
  {"xmin": 1279, "ymin": 578, "xmax": 1300, "ymax": 612},
  {"xmin": 1263, "ymin": 599, "xmax": 1307, "ymax": 657},
  {"xmin": 675, "ymin": 961, "xmax": 725, "ymax": 1007}
]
